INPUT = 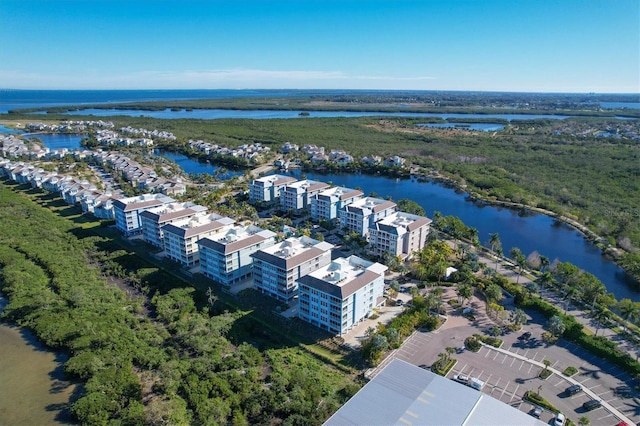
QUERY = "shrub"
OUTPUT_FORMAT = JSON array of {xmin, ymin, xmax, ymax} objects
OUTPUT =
[
  {"xmin": 539, "ymin": 369, "xmax": 553, "ymax": 380},
  {"xmin": 431, "ymin": 358, "xmax": 456, "ymax": 376},
  {"xmin": 523, "ymin": 391, "xmax": 559, "ymax": 413},
  {"xmin": 465, "ymin": 336, "xmax": 482, "ymax": 352},
  {"xmin": 563, "ymin": 366, "xmax": 578, "ymax": 376},
  {"xmin": 478, "ymin": 334, "xmax": 503, "ymax": 348}
]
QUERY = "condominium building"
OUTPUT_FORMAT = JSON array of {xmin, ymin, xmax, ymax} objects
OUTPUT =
[
  {"xmin": 197, "ymin": 225, "xmax": 276, "ymax": 287},
  {"xmin": 368, "ymin": 212, "xmax": 432, "ymax": 260},
  {"xmin": 140, "ymin": 202, "xmax": 208, "ymax": 248},
  {"xmin": 280, "ymin": 179, "xmax": 330, "ymax": 212},
  {"xmin": 310, "ymin": 186, "xmax": 363, "ymax": 222},
  {"xmin": 297, "ymin": 255, "xmax": 387, "ymax": 335},
  {"xmin": 251, "ymin": 236, "xmax": 334, "ymax": 302},
  {"xmin": 161, "ymin": 214, "xmax": 235, "ymax": 266},
  {"xmin": 338, "ymin": 197, "xmax": 397, "ymax": 237},
  {"xmin": 249, "ymin": 174, "xmax": 297, "ymax": 204},
  {"xmin": 113, "ymin": 193, "xmax": 176, "ymax": 235}
]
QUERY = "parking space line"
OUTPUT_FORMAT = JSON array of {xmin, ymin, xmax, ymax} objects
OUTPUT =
[
  {"xmin": 510, "ymin": 357, "xmax": 516, "ymax": 367},
  {"xmin": 500, "ymin": 381, "xmax": 510, "ymax": 400},
  {"xmin": 527, "ymin": 364, "xmax": 534, "ymax": 374},
  {"xmin": 518, "ymin": 360, "xmax": 525, "ymax": 370},
  {"xmin": 554, "ymin": 378, "xmax": 564, "ymax": 387},
  {"xmin": 510, "ymin": 384, "xmax": 520, "ymax": 402}
]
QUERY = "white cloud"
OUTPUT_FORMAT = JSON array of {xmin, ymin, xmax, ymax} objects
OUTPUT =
[{"xmin": 0, "ymin": 68, "xmax": 436, "ymax": 90}]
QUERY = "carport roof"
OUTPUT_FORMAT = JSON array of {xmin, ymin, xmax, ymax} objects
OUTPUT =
[{"xmin": 323, "ymin": 359, "xmax": 546, "ymax": 426}]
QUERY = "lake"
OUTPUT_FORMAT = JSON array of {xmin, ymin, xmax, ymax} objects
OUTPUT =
[
  {"xmin": 22, "ymin": 133, "xmax": 85, "ymax": 150},
  {"xmin": 153, "ymin": 149, "xmax": 243, "ymax": 180}
]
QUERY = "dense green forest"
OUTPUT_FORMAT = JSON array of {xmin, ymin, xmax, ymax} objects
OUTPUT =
[{"xmin": 0, "ymin": 181, "xmax": 360, "ymax": 425}]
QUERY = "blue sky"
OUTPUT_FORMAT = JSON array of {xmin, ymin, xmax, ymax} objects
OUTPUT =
[{"xmin": 1, "ymin": 0, "xmax": 638, "ymax": 93}]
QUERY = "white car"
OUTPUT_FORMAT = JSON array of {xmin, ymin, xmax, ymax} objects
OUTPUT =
[
  {"xmin": 554, "ymin": 412, "xmax": 566, "ymax": 426},
  {"xmin": 453, "ymin": 374, "xmax": 469, "ymax": 384}
]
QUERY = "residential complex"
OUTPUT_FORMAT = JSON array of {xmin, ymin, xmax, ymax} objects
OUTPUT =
[
  {"xmin": 297, "ymin": 255, "xmax": 387, "ymax": 335},
  {"xmin": 310, "ymin": 186, "xmax": 363, "ymax": 222},
  {"xmin": 338, "ymin": 197, "xmax": 397, "ymax": 237},
  {"xmin": 252, "ymin": 236, "xmax": 334, "ymax": 302},
  {"xmin": 248, "ymin": 174, "xmax": 297, "ymax": 204},
  {"xmin": 140, "ymin": 202, "xmax": 208, "ymax": 248},
  {"xmin": 280, "ymin": 179, "xmax": 330, "ymax": 212},
  {"xmin": 161, "ymin": 214, "xmax": 235, "ymax": 266},
  {"xmin": 197, "ymin": 225, "xmax": 276, "ymax": 287},
  {"xmin": 368, "ymin": 212, "xmax": 432, "ymax": 259},
  {"xmin": 113, "ymin": 193, "xmax": 176, "ymax": 235}
]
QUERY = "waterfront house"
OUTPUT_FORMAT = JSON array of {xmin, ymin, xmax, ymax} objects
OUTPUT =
[
  {"xmin": 280, "ymin": 179, "xmax": 330, "ymax": 213},
  {"xmin": 198, "ymin": 225, "xmax": 277, "ymax": 287},
  {"xmin": 251, "ymin": 236, "xmax": 334, "ymax": 302},
  {"xmin": 297, "ymin": 255, "xmax": 387, "ymax": 335},
  {"xmin": 140, "ymin": 202, "xmax": 208, "ymax": 248},
  {"xmin": 368, "ymin": 211, "xmax": 432, "ymax": 260},
  {"xmin": 310, "ymin": 186, "xmax": 364, "ymax": 222},
  {"xmin": 113, "ymin": 193, "xmax": 176, "ymax": 236},
  {"xmin": 249, "ymin": 174, "xmax": 297, "ymax": 204},
  {"xmin": 338, "ymin": 197, "xmax": 397, "ymax": 237},
  {"xmin": 161, "ymin": 214, "xmax": 235, "ymax": 267}
]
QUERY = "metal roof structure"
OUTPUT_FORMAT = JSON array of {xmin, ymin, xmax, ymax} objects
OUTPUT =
[{"xmin": 324, "ymin": 359, "xmax": 546, "ymax": 426}]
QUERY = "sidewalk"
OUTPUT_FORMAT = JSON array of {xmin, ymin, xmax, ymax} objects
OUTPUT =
[{"xmin": 484, "ymin": 342, "xmax": 636, "ymax": 426}]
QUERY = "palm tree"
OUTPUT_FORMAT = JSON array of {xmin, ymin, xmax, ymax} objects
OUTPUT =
[
  {"xmin": 488, "ymin": 233, "xmax": 502, "ymax": 270},
  {"xmin": 457, "ymin": 284, "xmax": 473, "ymax": 306},
  {"xmin": 510, "ymin": 308, "xmax": 527, "ymax": 328},
  {"xmin": 617, "ymin": 298, "xmax": 640, "ymax": 333},
  {"xmin": 592, "ymin": 306, "xmax": 610, "ymax": 337},
  {"xmin": 539, "ymin": 255, "xmax": 550, "ymax": 272},
  {"xmin": 510, "ymin": 247, "xmax": 526, "ymax": 284}
]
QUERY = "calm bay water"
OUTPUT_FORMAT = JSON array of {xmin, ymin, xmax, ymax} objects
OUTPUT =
[
  {"xmin": 53, "ymin": 107, "xmax": 570, "ymax": 121},
  {"xmin": 0, "ymin": 296, "xmax": 77, "ymax": 425}
]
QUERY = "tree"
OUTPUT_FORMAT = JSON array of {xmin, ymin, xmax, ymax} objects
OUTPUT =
[
  {"xmin": 509, "ymin": 308, "xmax": 527, "ymax": 328},
  {"xmin": 489, "ymin": 233, "xmax": 502, "ymax": 253},
  {"xmin": 485, "ymin": 284, "xmax": 503, "ymax": 303},
  {"xmin": 547, "ymin": 315, "xmax": 566, "ymax": 338},
  {"xmin": 396, "ymin": 199, "xmax": 425, "ymax": 216},
  {"xmin": 617, "ymin": 298, "xmax": 640, "ymax": 333},
  {"xmin": 526, "ymin": 250, "xmax": 542, "ymax": 270},
  {"xmin": 457, "ymin": 284, "xmax": 473, "ymax": 306},
  {"xmin": 578, "ymin": 416, "xmax": 590, "ymax": 426},
  {"xmin": 509, "ymin": 247, "xmax": 527, "ymax": 284}
]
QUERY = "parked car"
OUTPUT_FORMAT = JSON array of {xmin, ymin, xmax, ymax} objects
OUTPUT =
[
  {"xmin": 518, "ymin": 331, "xmax": 532, "ymax": 340},
  {"xmin": 582, "ymin": 400, "xmax": 602, "ymax": 411},
  {"xmin": 530, "ymin": 406, "xmax": 543, "ymax": 418},
  {"xmin": 452, "ymin": 374, "xmax": 469, "ymax": 384},
  {"xmin": 553, "ymin": 412, "xmax": 566, "ymax": 426},
  {"xmin": 564, "ymin": 384, "xmax": 583, "ymax": 396}
]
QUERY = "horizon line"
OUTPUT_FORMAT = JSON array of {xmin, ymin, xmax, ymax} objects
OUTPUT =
[{"xmin": 1, "ymin": 88, "xmax": 639, "ymax": 96}]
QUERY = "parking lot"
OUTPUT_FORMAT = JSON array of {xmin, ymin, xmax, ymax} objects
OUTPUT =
[{"xmin": 369, "ymin": 288, "xmax": 639, "ymax": 426}]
